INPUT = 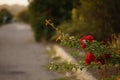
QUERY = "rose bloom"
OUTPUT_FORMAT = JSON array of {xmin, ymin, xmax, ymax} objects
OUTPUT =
[
  {"xmin": 96, "ymin": 58, "xmax": 105, "ymax": 65},
  {"xmin": 80, "ymin": 35, "xmax": 93, "ymax": 49},
  {"xmin": 85, "ymin": 52, "xmax": 96, "ymax": 65},
  {"xmin": 96, "ymin": 54, "xmax": 110, "ymax": 65},
  {"xmin": 104, "ymin": 53, "xmax": 110, "ymax": 59},
  {"xmin": 85, "ymin": 35, "xmax": 94, "ymax": 42}
]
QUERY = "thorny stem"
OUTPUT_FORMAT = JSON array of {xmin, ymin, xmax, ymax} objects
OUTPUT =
[
  {"xmin": 45, "ymin": 19, "xmax": 59, "ymax": 31},
  {"xmin": 45, "ymin": 19, "xmax": 65, "ymax": 41}
]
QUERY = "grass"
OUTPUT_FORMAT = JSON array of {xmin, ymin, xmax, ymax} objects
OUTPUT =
[{"xmin": 47, "ymin": 34, "xmax": 120, "ymax": 80}]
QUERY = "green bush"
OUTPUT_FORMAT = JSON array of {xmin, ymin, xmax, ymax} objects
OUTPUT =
[
  {"xmin": 59, "ymin": 0, "xmax": 120, "ymax": 41},
  {"xmin": 28, "ymin": 0, "xmax": 80, "ymax": 42},
  {"xmin": 59, "ymin": 19, "xmax": 113, "ymax": 41},
  {"xmin": 0, "ymin": 8, "xmax": 13, "ymax": 25},
  {"xmin": 47, "ymin": 21, "xmax": 120, "ymax": 80},
  {"xmin": 30, "ymin": 17, "xmax": 55, "ymax": 41},
  {"xmin": 15, "ymin": 9, "xmax": 30, "ymax": 23},
  {"xmin": 108, "ymin": 34, "xmax": 120, "ymax": 51}
]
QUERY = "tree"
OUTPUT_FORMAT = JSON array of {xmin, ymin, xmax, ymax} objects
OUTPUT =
[
  {"xmin": 60, "ymin": 0, "xmax": 120, "ymax": 40},
  {"xmin": 0, "ymin": 8, "xmax": 13, "ymax": 25},
  {"xmin": 79, "ymin": 0, "xmax": 120, "ymax": 40},
  {"xmin": 15, "ymin": 9, "xmax": 30, "ymax": 23},
  {"xmin": 28, "ymin": 0, "xmax": 79, "ymax": 41}
]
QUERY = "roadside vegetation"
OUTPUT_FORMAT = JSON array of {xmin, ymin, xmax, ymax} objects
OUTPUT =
[{"xmin": 28, "ymin": 0, "xmax": 120, "ymax": 80}]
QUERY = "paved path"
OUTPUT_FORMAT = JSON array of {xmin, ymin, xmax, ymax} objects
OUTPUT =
[{"xmin": 0, "ymin": 23, "xmax": 62, "ymax": 80}]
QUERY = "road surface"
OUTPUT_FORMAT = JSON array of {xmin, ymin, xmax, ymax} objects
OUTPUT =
[{"xmin": 0, "ymin": 22, "xmax": 62, "ymax": 80}]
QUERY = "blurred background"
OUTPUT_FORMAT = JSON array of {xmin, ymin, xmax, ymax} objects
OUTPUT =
[
  {"xmin": 0, "ymin": 0, "xmax": 120, "ymax": 80},
  {"xmin": 0, "ymin": 0, "xmax": 120, "ymax": 43}
]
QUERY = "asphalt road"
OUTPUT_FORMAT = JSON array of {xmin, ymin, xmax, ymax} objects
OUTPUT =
[{"xmin": 0, "ymin": 22, "xmax": 62, "ymax": 80}]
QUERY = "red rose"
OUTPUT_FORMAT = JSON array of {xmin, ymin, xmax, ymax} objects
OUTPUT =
[
  {"xmin": 85, "ymin": 59, "xmax": 91, "ymax": 65},
  {"xmin": 85, "ymin": 52, "xmax": 96, "ymax": 65},
  {"xmin": 80, "ymin": 43, "xmax": 86, "ymax": 49},
  {"xmin": 104, "ymin": 54, "xmax": 110, "ymax": 59},
  {"xmin": 80, "ymin": 35, "xmax": 93, "ymax": 49},
  {"xmin": 80, "ymin": 36, "xmax": 87, "ymax": 49},
  {"xmin": 85, "ymin": 35, "xmax": 94, "ymax": 42},
  {"xmin": 96, "ymin": 54, "xmax": 110, "ymax": 65},
  {"xmin": 96, "ymin": 58, "xmax": 105, "ymax": 65}
]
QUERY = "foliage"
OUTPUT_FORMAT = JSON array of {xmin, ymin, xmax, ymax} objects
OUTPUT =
[
  {"xmin": 30, "ymin": 17, "xmax": 55, "ymax": 41},
  {"xmin": 46, "ymin": 20, "xmax": 120, "ymax": 79},
  {"xmin": 48, "ymin": 62, "xmax": 79, "ymax": 73},
  {"xmin": 80, "ymin": 0, "xmax": 120, "ymax": 39},
  {"xmin": 46, "ymin": 19, "xmax": 120, "ymax": 65},
  {"xmin": 108, "ymin": 34, "xmax": 120, "ymax": 51},
  {"xmin": 28, "ymin": 0, "xmax": 80, "ymax": 41},
  {"xmin": 15, "ymin": 9, "xmax": 30, "ymax": 23},
  {"xmin": 59, "ymin": 0, "xmax": 120, "ymax": 40},
  {"xmin": 45, "ymin": 19, "xmax": 80, "ymax": 48},
  {"xmin": 0, "ymin": 8, "xmax": 13, "ymax": 25},
  {"xmin": 103, "ymin": 75, "xmax": 120, "ymax": 80},
  {"xmin": 80, "ymin": 35, "xmax": 120, "ymax": 65}
]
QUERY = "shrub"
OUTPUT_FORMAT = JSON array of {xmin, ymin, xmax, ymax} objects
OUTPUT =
[
  {"xmin": 46, "ymin": 20, "xmax": 120, "ymax": 79},
  {"xmin": 15, "ymin": 9, "xmax": 30, "ymax": 23},
  {"xmin": 30, "ymin": 17, "xmax": 55, "ymax": 41},
  {"xmin": 59, "ymin": 0, "xmax": 120, "ymax": 41},
  {"xmin": 0, "ymin": 8, "xmax": 13, "ymax": 25},
  {"xmin": 28, "ymin": 0, "xmax": 80, "ymax": 42},
  {"xmin": 108, "ymin": 34, "xmax": 120, "ymax": 52}
]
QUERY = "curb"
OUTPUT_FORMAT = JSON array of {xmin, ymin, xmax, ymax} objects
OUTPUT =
[{"xmin": 48, "ymin": 45, "xmax": 97, "ymax": 80}]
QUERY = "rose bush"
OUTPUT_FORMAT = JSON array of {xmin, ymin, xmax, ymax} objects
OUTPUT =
[
  {"xmin": 80, "ymin": 35, "xmax": 112, "ymax": 65},
  {"xmin": 80, "ymin": 35, "xmax": 94, "ymax": 49},
  {"xmin": 45, "ymin": 19, "xmax": 120, "ymax": 66},
  {"xmin": 85, "ymin": 52, "xmax": 96, "ymax": 65}
]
